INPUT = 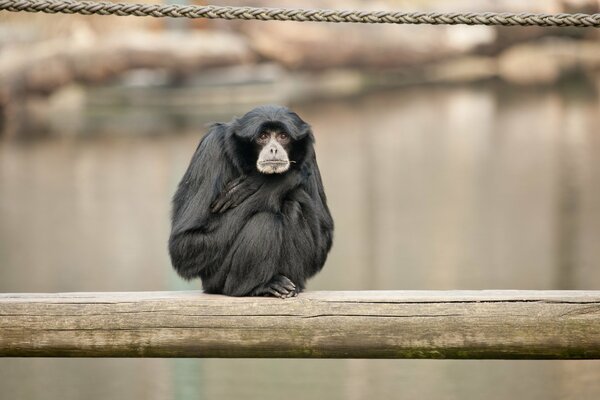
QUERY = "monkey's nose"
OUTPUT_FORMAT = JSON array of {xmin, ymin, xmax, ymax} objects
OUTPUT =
[{"xmin": 270, "ymin": 147, "xmax": 278, "ymax": 155}]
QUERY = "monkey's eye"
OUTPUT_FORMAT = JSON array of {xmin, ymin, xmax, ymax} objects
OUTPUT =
[
  {"xmin": 258, "ymin": 132, "xmax": 269, "ymax": 141},
  {"xmin": 278, "ymin": 133, "xmax": 288, "ymax": 140}
]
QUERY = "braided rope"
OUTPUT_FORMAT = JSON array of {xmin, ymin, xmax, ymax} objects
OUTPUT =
[{"xmin": 0, "ymin": 0, "xmax": 599, "ymax": 27}]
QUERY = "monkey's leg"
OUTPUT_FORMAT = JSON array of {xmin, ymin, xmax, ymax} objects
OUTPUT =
[{"xmin": 221, "ymin": 212, "xmax": 293, "ymax": 297}]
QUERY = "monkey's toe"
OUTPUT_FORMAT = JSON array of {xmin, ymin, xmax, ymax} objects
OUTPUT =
[
  {"xmin": 253, "ymin": 275, "xmax": 298, "ymax": 299},
  {"xmin": 272, "ymin": 275, "xmax": 296, "ymax": 289}
]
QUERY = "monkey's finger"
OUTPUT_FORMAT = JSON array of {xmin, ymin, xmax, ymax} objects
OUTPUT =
[
  {"xmin": 223, "ymin": 188, "xmax": 251, "ymax": 210},
  {"xmin": 224, "ymin": 185, "xmax": 240, "ymax": 197},
  {"xmin": 280, "ymin": 281, "xmax": 296, "ymax": 292},
  {"xmin": 227, "ymin": 175, "xmax": 246, "ymax": 189},
  {"xmin": 210, "ymin": 196, "xmax": 228, "ymax": 213},
  {"xmin": 266, "ymin": 288, "xmax": 283, "ymax": 298},
  {"xmin": 278, "ymin": 275, "xmax": 296, "ymax": 289},
  {"xmin": 273, "ymin": 277, "xmax": 295, "ymax": 293},
  {"xmin": 271, "ymin": 276, "xmax": 296, "ymax": 293},
  {"xmin": 212, "ymin": 203, "xmax": 228, "ymax": 214},
  {"xmin": 269, "ymin": 283, "xmax": 291, "ymax": 296},
  {"xmin": 211, "ymin": 177, "xmax": 248, "ymax": 212},
  {"xmin": 213, "ymin": 196, "xmax": 234, "ymax": 213},
  {"xmin": 230, "ymin": 188, "xmax": 253, "ymax": 206},
  {"xmin": 230, "ymin": 195, "xmax": 246, "ymax": 208},
  {"xmin": 224, "ymin": 177, "xmax": 247, "ymax": 195},
  {"xmin": 218, "ymin": 197, "xmax": 237, "ymax": 213}
]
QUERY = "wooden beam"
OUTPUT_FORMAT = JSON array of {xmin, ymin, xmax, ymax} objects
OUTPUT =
[{"xmin": 1, "ymin": 291, "xmax": 599, "ymax": 359}]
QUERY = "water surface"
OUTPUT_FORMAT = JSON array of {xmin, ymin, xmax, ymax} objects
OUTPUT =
[{"xmin": 1, "ymin": 81, "xmax": 599, "ymax": 399}]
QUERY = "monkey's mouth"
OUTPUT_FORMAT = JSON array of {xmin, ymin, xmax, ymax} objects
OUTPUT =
[{"xmin": 257, "ymin": 160, "xmax": 290, "ymax": 174}]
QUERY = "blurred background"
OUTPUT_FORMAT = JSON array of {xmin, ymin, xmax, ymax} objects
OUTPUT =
[{"xmin": 1, "ymin": 0, "xmax": 600, "ymax": 399}]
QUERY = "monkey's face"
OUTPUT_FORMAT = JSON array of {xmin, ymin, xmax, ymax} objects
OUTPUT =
[{"xmin": 255, "ymin": 130, "xmax": 292, "ymax": 174}]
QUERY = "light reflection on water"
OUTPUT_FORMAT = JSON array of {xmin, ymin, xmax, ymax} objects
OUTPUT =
[{"xmin": 1, "ymin": 81, "xmax": 600, "ymax": 399}]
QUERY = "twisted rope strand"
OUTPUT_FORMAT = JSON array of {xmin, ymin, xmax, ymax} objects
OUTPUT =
[{"xmin": 0, "ymin": 0, "xmax": 599, "ymax": 27}]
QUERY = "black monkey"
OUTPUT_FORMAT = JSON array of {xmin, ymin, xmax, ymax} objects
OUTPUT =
[{"xmin": 169, "ymin": 105, "xmax": 334, "ymax": 298}]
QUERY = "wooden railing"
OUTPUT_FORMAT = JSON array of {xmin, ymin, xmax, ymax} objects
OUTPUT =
[{"xmin": 1, "ymin": 290, "xmax": 599, "ymax": 358}]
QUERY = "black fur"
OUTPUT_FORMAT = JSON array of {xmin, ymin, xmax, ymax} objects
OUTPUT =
[{"xmin": 168, "ymin": 105, "xmax": 334, "ymax": 297}]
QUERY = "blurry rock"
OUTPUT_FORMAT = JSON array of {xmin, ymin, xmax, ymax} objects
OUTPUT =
[
  {"xmin": 113, "ymin": 31, "xmax": 254, "ymax": 74},
  {"xmin": 47, "ymin": 85, "xmax": 85, "ymax": 135},
  {"xmin": 498, "ymin": 45, "xmax": 563, "ymax": 84},
  {"xmin": 229, "ymin": 0, "xmax": 496, "ymax": 70},
  {"xmin": 444, "ymin": 26, "xmax": 497, "ymax": 53},
  {"xmin": 498, "ymin": 39, "xmax": 600, "ymax": 84},
  {"xmin": 0, "ymin": 30, "xmax": 255, "ymax": 101},
  {"xmin": 243, "ymin": 22, "xmax": 496, "ymax": 70},
  {"xmin": 427, "ymin": 56, "xmax": 497, "ymax": 83},
  {"xmin": 26, "ymin": 55, "xmax": 72, "ymax": 94},
  {"xmin": 562, "ymin": 0, "xmax": 600, "ymax": 13}
]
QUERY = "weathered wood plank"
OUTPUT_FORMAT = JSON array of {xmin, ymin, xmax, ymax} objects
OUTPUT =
[{"xmin": 1, "ymin": 291, "xmax": 599, "ymax": 359}]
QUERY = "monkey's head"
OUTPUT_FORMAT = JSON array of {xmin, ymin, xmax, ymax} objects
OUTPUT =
[{"xmin": 229, "ymin": 105, "xmax": 314, "ymax": 175}]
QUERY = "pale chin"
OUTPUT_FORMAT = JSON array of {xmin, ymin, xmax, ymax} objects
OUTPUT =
[{"xmin": 257, "ymin": 161, "xmax": 290, "ymax": 174}]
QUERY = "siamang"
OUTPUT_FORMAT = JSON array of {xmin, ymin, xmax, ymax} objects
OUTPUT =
[{"xmin": 168, "ymin": 105, "xmax": 334, "ymax": 298}]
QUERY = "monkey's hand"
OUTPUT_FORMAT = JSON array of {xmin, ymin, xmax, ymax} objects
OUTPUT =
[{"xmin": 210, "ymin": 175, "xmax": 262, "ymax": 214}]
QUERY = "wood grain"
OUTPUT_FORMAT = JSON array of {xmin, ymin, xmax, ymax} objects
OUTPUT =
[{"xmin": 1, "ymin": 291, "xmax": 599, "ymax": 359}]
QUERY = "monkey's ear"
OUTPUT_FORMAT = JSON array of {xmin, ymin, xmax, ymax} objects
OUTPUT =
[
  {"xmin": 286, "ymin": 111, "xmax": 313, "ymax": 141},
  {"xmin": 229, "ymin": 117, "xmax": 258, "ymax": 142},
  {"xmin": 223, "ymin": 120, "xmax": 257, "ymax": 174},
  {"xmin": 227, "ymin": 118, "xmax": 241, "ymax": 136},
  {"xmin": 299, "ymin": 123, "xmax": 315, "ymax": 142}
]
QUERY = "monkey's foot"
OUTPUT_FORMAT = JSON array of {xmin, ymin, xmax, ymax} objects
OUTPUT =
[{"xmin": 252, "ymin": 275, "xmax": 298, "ymax": 299}]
